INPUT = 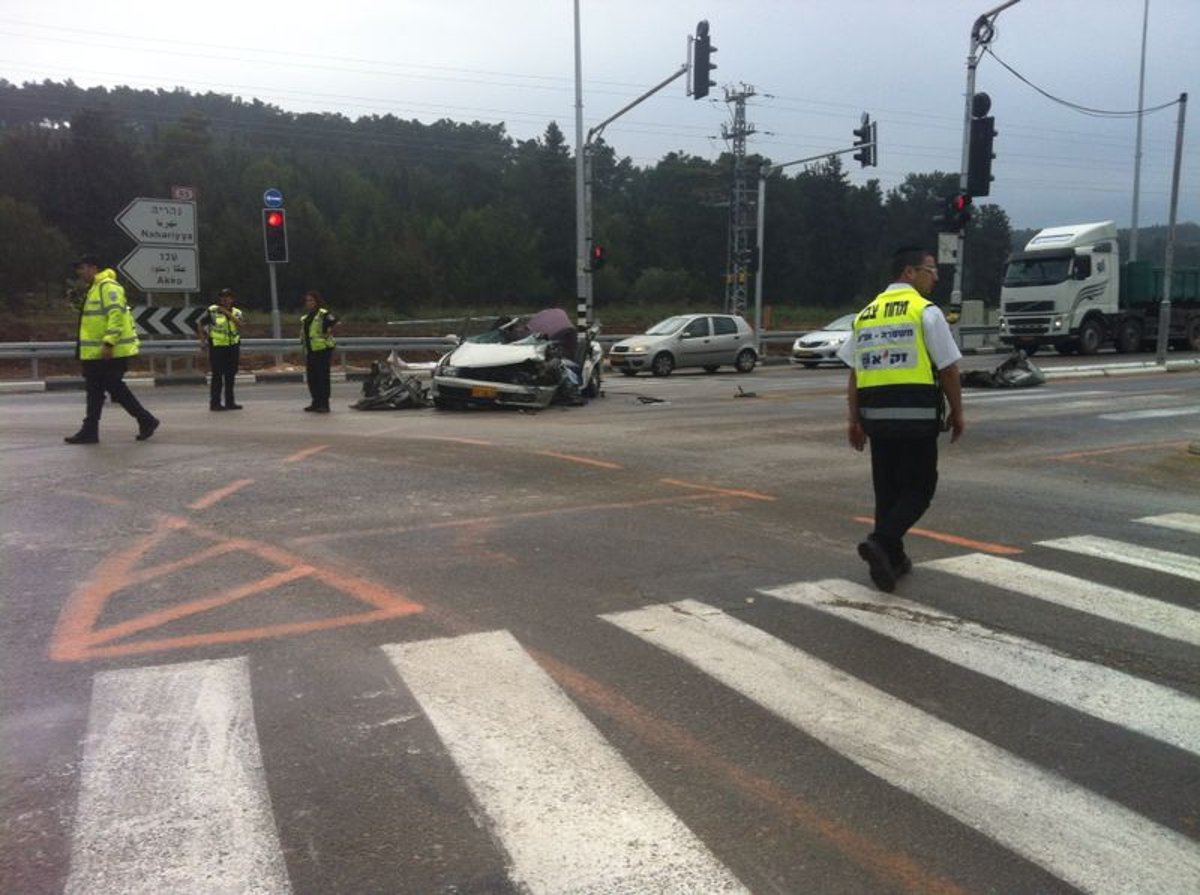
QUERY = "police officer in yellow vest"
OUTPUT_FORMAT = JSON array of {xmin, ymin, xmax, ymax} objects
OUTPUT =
[
  {"xmin": 837, "ymin": 246, "xmax": 964, "ymax": 592},
  {"xmin": 198, "ymin": 287, "xmax": 244, "ymax": 411},
  {"xmin": 64, "ymin": 254, "xmax": 160, "ymax": 444},
  {"xmin": 300, "ymin": 289, "xmax": 338, "ymax": 413}
]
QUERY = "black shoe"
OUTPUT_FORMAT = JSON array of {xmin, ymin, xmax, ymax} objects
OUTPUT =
[
  {"xmin": 64, "ymin": 432, "xmax": 99, "ymax": 444},
  {"xmin": 314, "ymin": 406, "xmax": 330, "ymax": 413},
  {"xmin": 136, "ymin": 418, "xmax": 160, "ymax": 441},
  {"xmin": 226, "ymin": 403, "xmax": 244, "ymax": 410},
  {"xmin": 857, "ymin": 539, "xmax": 897, "ymax": 593},
  {"xmin": 210, "ymin": 404, "xmax": 226, "ymax": 411},
  {"xmin": 303, "ymin": 405, "xmax": 317, "ymax": 412},
  {"xmin": 896, "ymin": 555, "xmax": 913, "ymax": 576}
]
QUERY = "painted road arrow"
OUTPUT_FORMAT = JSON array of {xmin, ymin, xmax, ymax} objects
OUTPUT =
[
  {"xmin": 115, "ymin": 198, "xmax": 197, "ymax": 246},
  {"xmin": 119, "ymin": 246, "xmax": 200, "ymax": 293},
  {"xmin": 133, "ymin": 306, "xmax": 204, "ymax": 337}
]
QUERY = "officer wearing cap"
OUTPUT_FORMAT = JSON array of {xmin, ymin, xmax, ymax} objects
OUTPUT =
[{"xmin": 198, "ymin": 287, "xmax": 244, "ymax": 410}]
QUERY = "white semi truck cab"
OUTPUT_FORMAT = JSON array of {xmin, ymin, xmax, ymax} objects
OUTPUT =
[{"xmin": 998, "ymin": 221, "xmax": 1121, "ymax": 355}]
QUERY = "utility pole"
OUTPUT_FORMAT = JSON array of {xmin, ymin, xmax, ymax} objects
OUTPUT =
[
  {"xmin": 1130, "ymin": 0, "xmax": 1150, "ymax": 262},
  {"xmin": 1154, "ymin": 92, "xmax": 1187, "ymax": 365},
  {"xmin": 722, "ymin": 85, "xmax": 757, "ymax": 316}
]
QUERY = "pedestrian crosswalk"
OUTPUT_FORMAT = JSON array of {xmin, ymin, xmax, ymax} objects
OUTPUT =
[{"xmin": 59, "ymin": 513, "xmax": 1200, "ymax": 893}]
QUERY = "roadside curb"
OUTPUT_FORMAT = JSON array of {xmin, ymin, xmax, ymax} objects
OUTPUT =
[{"xmin": 1042, "ymin": 357, "xmax": 1200, "ymax": 379}]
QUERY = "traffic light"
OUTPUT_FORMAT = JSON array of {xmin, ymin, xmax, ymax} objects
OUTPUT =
[
  {"xmin": 852, "ymin": 114, "xmax": 877, "ymax": 168},
  {"xmin": 967, "ymin": 115, "xmax": 997, "ymax": 196},
  {"xmin": 262, "ymin": 208, "xmax": 288, "ymax": 263},
  {"xmin": 950, "ymin": 193, "xmax": 972, "ymax": 231},
  {"xmin": 590, "ymin": 243, "xmax": 606, "ymax": 271},
  {"xmin": 691, "ymin": 20, "xmax": 717, "ymax": 100},
  {"xmin": 933, "ymin": 194, "xmax": 972, "ymax": 232}
]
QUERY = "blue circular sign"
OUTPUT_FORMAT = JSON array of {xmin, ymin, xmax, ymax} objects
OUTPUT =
[{"xmin": 263, "ymin": 188, "xmax": 284, "ymax": 208}]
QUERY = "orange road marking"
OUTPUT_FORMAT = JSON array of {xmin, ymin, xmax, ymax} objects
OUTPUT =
[
  {"xmin": 661, "ymin": 478, "xmax": 777, "ymax": 501},
  {"xmin": 536, "ymin": 651, "xmax": 968, "ymax": 895},
  {"xmin": 420, "ymin": 435, "xmax": 494, "ymax": 446},
  {"xmin": 49, "ymin": 514, "xmax": 424, "ymax": 662},
  {"xmin": 284, "ymin": 444, "xmax": 331, "ymax": 463},
  {"xmin": 55, "ymin": 489, "xmax": 131, "ymax": 508},
  {"xmin": 291, "ymin": 493, "xmax": 726, "ymax": 546},
  {"xmin": 534, "ymin": 450, "xmax": 623, "ymax": 469},
  {"xmin": 852, "ymin": 516, "xmax": 1023, "ymax": 555},
  {"xmin": 189, "ymin": 478, "xmax": 255, "ymax": 510},
  {"xmin": 1047, "ymin": 440, "xmax": 1188, "ymax": 462}
]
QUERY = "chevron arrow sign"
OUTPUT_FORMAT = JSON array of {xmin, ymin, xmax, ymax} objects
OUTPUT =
[{"xmin": 134, "ymin": 307, "xmax": 204, "ymax": 337}]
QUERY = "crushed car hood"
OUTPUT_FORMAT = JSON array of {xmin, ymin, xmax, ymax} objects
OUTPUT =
[{"xmin": 446, "ymin": 341, "xmax": 546, "ymax": 368}]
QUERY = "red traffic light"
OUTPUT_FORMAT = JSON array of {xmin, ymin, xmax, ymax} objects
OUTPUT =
[
  {"xmin": 265, "ymin": 210, "xmax": 285, "ymax": 228},
  {"xmin": 951, "ymin": 194, "xmax": 971, "ymax": 212},
  {"xmin": 591, "ymin": 244, "xmax": 606, "ymax": 270}
]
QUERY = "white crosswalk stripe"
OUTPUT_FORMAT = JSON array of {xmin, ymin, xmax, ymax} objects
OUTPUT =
[
  {"xmin": 923, "ymin": 552, "xmax": 1200, "ymax": 647},
  {"xmin": 1137, "ymin": 511, "xmax": 1200, "ymax": 535},
  {"xmin": 66, "ymin": 658, "xmax": 290, "ymax": 895},
  {"xmin": 381, "ymin": 630, "xmax": 747, "ymax": 894},
  {"xmin": 760, "ymin": 577, "xmax": 1200, "ymax": 758},
  {"xmin": 602, "ymin": 599, "xmax": 1200, "ymax": 895},
  {"xmin": 1038, "ymin": 534, "xmax": 1200, "ymax": 583}
]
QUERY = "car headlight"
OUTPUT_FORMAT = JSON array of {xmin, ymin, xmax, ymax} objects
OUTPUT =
[
  {"xmin": 439, "ymin": 365, "xmax": 459, "ymax": 377},
  {"xmin": 631, "ymin": 345, "xmax": 647, "ymax": 354}
]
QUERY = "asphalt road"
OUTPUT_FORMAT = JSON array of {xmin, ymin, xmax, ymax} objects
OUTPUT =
[{"xmin": 2, "ymin": 358, "xmax": 1199, "ymax": 894}]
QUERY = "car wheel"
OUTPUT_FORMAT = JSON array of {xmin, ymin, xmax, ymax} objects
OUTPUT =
[
  {"xmin": 734, "ymin": 348, "xmax": 757, "ymax": 373},
  {"xmin": 651, "ymin": 352, "xmax": 675, "ymax": 377},
  {"xmin": 801, "ymin": 361, "xmax": 818, "ymax": 369},
  {"xmin": 702, "ymin": 365, "xmax": 720, "ymax": 373}
]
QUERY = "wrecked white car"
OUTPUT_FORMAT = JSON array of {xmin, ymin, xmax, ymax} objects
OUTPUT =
[{"xmin": 431, "ymin": 308, "xmax": 603, "ymax": 410}]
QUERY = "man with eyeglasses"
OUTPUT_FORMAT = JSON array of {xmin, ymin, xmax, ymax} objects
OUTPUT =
[{"xmin": 836, "ymin": 246, "xmax": 965, "ymax": 592}]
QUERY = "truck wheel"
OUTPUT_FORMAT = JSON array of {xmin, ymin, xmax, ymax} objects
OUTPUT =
[
  {"xmin": 1115, "ymin": 319, "xmax": 1142, "ymax": 354},
  {"xmin": 1077, "ymin": 318, "xmax": 1103, "ymax": 355}
]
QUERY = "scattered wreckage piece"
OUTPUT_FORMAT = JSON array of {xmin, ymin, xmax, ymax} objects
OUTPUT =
[
  {"xmin": 351, "ymin": 351, "xmax": 433, "ymax": 410},
  {"xmin": 430, "ymin": 308, "xmax": 604, "ymax": 410},
  {"xmin": 961, "ymin": 350, "xmax": 1047, "ymax": 389}
]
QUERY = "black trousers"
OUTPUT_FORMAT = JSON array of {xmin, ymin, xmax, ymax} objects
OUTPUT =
[
  {"xmin": 79, "ymin": 357, "xmax": 155, "ymax": 435},
  {"xmin": 868, "ymin": 435, "xmax": 939, "ymax": 565},
  {"xmin": 209, "ymin": 344, "xmax": 240, "ymax": 407},
  {"xmin": 305, "ymin": 348, "xmax": 333, "ymax": 408}
]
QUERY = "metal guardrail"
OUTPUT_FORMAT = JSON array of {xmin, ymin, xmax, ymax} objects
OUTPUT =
[{"xmin": 0, "ymin": 328, "xmax": 1002, "ymax": 380}]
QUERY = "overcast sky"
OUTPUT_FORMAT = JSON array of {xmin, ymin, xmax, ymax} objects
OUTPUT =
[{"xmin": 2, "ymin": 0, "xmax": 1196, "ymax": 231}]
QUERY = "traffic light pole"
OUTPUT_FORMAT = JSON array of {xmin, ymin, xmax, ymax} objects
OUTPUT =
[
  {"xmin": 577, "ymin": 62, "xmax": 689, "ymax": 331},
  {"xmin": 951, "ymin": 0, "xmax": 1021, "ymax": 345}
]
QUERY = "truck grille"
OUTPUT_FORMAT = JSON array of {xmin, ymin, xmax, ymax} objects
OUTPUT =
[{"xmin": 1009, "ymin": 317, "xmax": 1051, "ymax": 334}]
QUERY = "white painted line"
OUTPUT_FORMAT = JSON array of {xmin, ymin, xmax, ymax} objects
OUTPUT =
[
  {"xmin": 760, "ymin": 578, "xmax": 1200, "ymax": 758},
  {"xmin": 1137, "ymin": 512, "xmax": 1200, "ymax": 535},
  {"xmin": 1099, "ymin": 406, "xmax": 1200, "ymax": 421},
  {"xmin": 66, "ymin": 658, "xmax": 290, "ymax": 895},
  {"xmin": 604, "ymin": 600, "xmax": 1200, "ymax": 895},
  {"xmin": 964, "ymin": 389, "xmax": 1108, "ymax": 403},
  {"xmin": 1039, "ymin": 535, "xmax": 1200, "ymax": 584},
  {"xmin": 922, "ymin": 553, "xmax": 1200, "ymax": 648},
  {"xmin": 381, "ymin": 631, "xmax": 746, "ymax": 894}
]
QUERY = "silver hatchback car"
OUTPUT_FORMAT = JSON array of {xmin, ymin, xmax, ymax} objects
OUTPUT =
[{"xmin": 608, "ymin": 313, "xmax": 758, "ymax": 377}]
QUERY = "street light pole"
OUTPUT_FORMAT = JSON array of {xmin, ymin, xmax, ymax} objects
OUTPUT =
[{"xmin": 573, "ymin": 0, "xmax": 588, "ymax": 333}]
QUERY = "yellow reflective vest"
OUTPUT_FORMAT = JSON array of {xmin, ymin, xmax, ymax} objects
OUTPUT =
[
  {"xmin": 301, "ymin": 308, "xmax": 336, "ymax": 352},
  {"xmin": 850, "ymin": 286, "xmax": 941, "ymax": 437},
  {"xmin": 77, "ymin": 269, "xmax": 139, "ymax": 360},
  {"xmin": 205, "ymin": 304, "xmax": 243, "ymax": 346}
]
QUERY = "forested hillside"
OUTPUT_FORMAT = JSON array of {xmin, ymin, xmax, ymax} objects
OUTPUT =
[{"xmin": 12, "ymin": 76, "xmax": 1163, "ymax": 317}]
